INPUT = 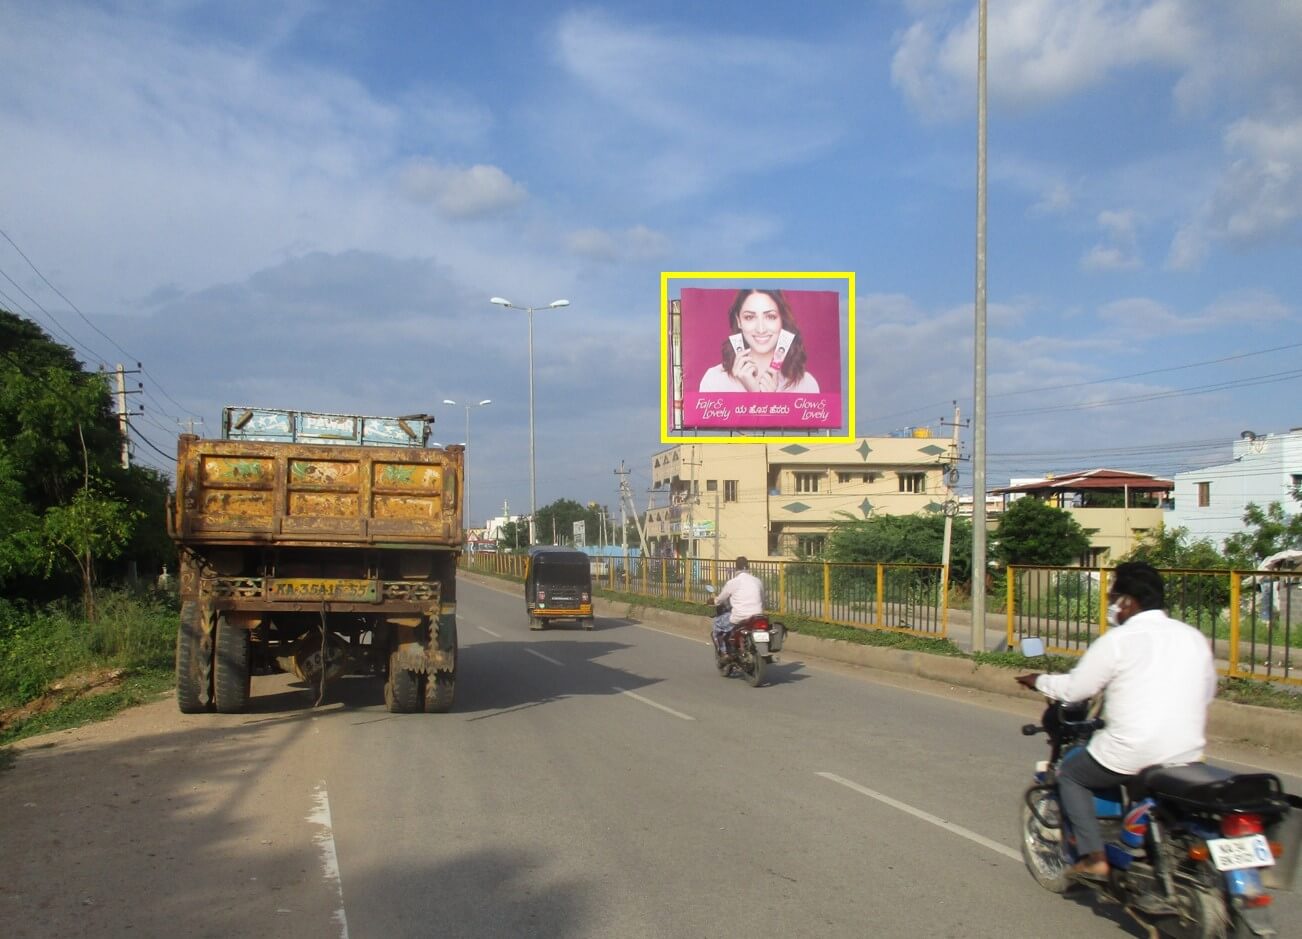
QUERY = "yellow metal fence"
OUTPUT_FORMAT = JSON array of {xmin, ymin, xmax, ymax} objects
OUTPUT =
[
  {"xmin": 463, "ymin": 553, "xmax": 949, "ymax": 639},
  {"xmin": 1006, "ymin": 565, "xmax": 1301, "ymax": 686}
]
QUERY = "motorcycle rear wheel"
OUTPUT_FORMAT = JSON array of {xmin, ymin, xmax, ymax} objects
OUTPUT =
[
  {"xmin": 1170, "ymin": 883, "xmax": 1233, "ymax": 939},
  {"xmin": 1021, "ymin": 791, "xmax": 1072, "ymax": 894},
  {"xmin": 744, "ymin": 643, "xmax": 767, "ymax": 687}
]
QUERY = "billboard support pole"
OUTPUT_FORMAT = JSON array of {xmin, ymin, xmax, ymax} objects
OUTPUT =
[{"xmin": 971, "ymin": 0, "xmax": 989, "ymax": 653}]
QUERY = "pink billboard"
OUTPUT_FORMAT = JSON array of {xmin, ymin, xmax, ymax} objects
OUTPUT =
[{"xmin": 676, "ymin": 287, "xmax": 842, "ymax": 430}]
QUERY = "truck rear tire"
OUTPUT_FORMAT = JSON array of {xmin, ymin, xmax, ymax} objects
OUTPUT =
[
  {"xmin": 385, "ymin": 652, "xmax": 421, "ymax": 713},
  {"xmin": 176, "ymin": 600, "xmax": 213, "ymax": 713},
  {"xmin": 425, "ymin": 672, "xmax": 455, "ymax": 713},
  {"xmin": 425, "ymin": 616, "xmax": 457, "ymax": 713},
  {"xmin": 213, "ymin": 614, "xmax": 251, "ymax": 713}
]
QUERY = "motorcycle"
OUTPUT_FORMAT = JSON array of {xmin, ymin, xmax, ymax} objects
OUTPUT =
[
  {"xmin": 1017, "ymin": 638, "xmax": 1298, "ymax": 938},
  {"xmin": 706, "ymin": 586, "xmax": 785, "ymax": 687}
]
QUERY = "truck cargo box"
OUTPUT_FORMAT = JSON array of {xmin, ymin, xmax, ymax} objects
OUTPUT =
[{"xmin": 172, "ymin": 434, "xmax": 463, "ymax": 547}]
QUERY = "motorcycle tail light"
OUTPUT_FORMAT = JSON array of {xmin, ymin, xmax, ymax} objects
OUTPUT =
[
  {"xmin": 1243, "ymin": 894, "xmax": 1273, "ymax": 908},
  {"xmin": 1188, "ymin": 845, "xmax": 1210, "ymax": 862},
  {"xmin": 1269, "ymin": 840, "xmax": 1284, "ymax": 859},
  {"xmin": 1221, "ymin": 814, "xmax": 1265, "ymax": 837}
]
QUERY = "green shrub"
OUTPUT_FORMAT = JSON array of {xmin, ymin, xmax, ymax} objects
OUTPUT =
[{"xmin": 0, "ymin": 588, "xmax": 176, "ymax": 709}]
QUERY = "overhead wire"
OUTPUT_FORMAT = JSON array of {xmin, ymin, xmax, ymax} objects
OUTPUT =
[
  {"xmin": 0, "ymin": 226, "xmax": 193, "ymax": 421},
  {"xmin": 0, "ymin": 270, "xmax": 113, "ymax": 365},
  {"xmin": 859, "ymin": 339, "xmax": 1302, "ymax": 428}
]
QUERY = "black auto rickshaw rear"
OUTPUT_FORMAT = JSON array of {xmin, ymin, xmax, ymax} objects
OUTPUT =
[{"xmin": 525, "ymin": 547, "xmax": 594, "ymax": 630}]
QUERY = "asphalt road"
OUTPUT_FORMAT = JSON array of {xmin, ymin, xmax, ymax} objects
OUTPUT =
[{"xmin": 2, "ymin": 579, "xmax": 1299, "ymax": 938}]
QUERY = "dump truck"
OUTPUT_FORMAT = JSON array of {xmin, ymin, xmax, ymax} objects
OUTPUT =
[{"xmin": 168, "ymin": 406, "xmax": 463, "ymax": 714}]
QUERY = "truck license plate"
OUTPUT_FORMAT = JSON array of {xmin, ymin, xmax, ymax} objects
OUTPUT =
[
  {"xmin": 267, "ymin": 578, "xmax": 379, "ymax": 602},
  {"xmin": 1207, "ymin": 835, "xmax": 1274, "ymax": 871}
]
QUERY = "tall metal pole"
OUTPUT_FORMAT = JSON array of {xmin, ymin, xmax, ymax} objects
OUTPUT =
[
  {"xmin": 527, "ymin": 306, "xmax": 537, "ymax": 547},
  {"xmin": 491, "ymin": 297, "xmax": 568, "ymax": 547},
  {"xmin": 971, "ymin": 0, "xmax": 989, "ymax": 653},
  {"xmin": 464, "ymin": 405, "xmax": 472, "ymax": 536}
]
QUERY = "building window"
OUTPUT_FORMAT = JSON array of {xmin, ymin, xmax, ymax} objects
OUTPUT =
[
  {"xmin": 898, "ymin": 472, "xmax": 926, "ymax": 493},
  {"xmin": 797, "ymin": 534, "xmax": 826, "ymax": 557},
  {"xmin": 705, "ymin": 480, "xmax": 717, "ymax": 492},
  {"xmin": 724, "ymin": 480, "xmax": 738, "ymax": 502},
  {"xmin": 837, "ymin": 471, "xmax": 879, "ymax": 484},
  {"xmin": 795, "ymin": 472, "xmax": 821, "ymax": 493},
  {"xmin": 1197, "ymin": 481, "xmax": 1210, "ymax": 507}
]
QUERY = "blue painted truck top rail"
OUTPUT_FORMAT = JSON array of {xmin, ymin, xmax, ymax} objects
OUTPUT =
[{"xmin": 221, "ymin": 406, "xmax": 435, "ymax": 448}]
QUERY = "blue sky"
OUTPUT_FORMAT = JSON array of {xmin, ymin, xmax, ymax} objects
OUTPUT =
[{"xmin": 1, "ymin": 0, "xmax": 1299, "ymax": 528}]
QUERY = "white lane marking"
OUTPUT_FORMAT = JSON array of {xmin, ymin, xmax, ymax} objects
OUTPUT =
[
  {"xmin": 817, "ymin": 772, "xmax": 1020, "ymax": 862},
  {"xmin": 477, "ymin": 625, "xmax": 502, "ymax": 638},
  {"xmin": 307, "ymin": 783, "xmax": 351, "ymax": 939},
  {"xmin": 613, "ymin": 686, "xmax": 695, "ymax": 721},
  {"xmin": 524, "ymin": 648, "xmax": 564, "ymax": 666}
]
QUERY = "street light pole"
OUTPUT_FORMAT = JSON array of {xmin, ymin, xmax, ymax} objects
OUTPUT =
[
  {"xmin": 489, "ymin": 296, "xmax": 569, "ymax": 546},
  {"xmin": 442, "ymin": 398, "xmax": 491, "ymax": 537}
]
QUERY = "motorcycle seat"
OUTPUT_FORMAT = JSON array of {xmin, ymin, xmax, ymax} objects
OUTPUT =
[{"xmin": 1138, "ymin": 763, "xmax": 1288, "ymax": 815}]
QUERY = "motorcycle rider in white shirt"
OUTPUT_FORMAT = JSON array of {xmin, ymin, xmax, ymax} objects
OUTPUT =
[
  {"xmin": 1015, "ymin": 561, "xmax": 1218, "ymax": 882},
  {"xmin": 712, "ymin": 557, "xmax": 764, "ymax": 657}
]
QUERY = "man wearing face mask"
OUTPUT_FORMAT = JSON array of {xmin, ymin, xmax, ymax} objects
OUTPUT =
[{"xmin": 1015, "ymin": 561, "xmax": 1217, "ymax": 882}]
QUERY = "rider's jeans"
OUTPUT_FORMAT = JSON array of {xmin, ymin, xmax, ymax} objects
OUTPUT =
[
  {"xmin": 1058, "ymin": 747, "xmax": 1133, "ymax": 857},
  {"xmin": 712, "ymin": 612, "xmax": 733, "ymax": 653}
]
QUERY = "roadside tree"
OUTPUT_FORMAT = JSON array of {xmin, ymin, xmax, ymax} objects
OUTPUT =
[
  {"xmin": 1223, "ymin": 501, "xmax": 1302, "ymax": 567},
  {"xmin": 827, "ymin": 512, "xmax": 972, "ymax": 584},
  {"xmin": 993, "ymin": 497, "xmax": 1090, "ymax": 567}
]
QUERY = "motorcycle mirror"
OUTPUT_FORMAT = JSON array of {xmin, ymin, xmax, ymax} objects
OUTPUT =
[{"xmin": 1019, "ymin": 637, "xmax": 1046, "ymax": 658}]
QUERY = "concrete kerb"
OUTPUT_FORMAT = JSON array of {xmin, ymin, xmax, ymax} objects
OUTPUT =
[{"xmin": 459, "ymin": 569, "xmax": 1302, "ymax": 756}]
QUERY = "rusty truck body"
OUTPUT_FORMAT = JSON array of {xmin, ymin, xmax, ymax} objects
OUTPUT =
[{"xmin": 168, "ymin": 406, "xmax": 463, "ymax": 714}]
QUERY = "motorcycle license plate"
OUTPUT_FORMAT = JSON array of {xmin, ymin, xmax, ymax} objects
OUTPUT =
[
  {"xmin": 1207, "ymin": 835, "xmax": 1274, "ymax": 871},
  {"xmin": 752, "ymin": 630, "xmax": 770, "ymax": 642}
]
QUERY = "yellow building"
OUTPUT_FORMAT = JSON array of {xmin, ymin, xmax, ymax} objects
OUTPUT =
[
  {"xmin": 646, "ymin": 438, "xmax": 951, "ymax": 560},
  {"xmin": 991, "ymin": 469, "xmax": 1174, "ymax": 565}
]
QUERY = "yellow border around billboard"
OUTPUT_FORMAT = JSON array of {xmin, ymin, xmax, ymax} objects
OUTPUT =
[{"xmin": 660, "ymin": 271, "xmax": 856, "ymax": 445}]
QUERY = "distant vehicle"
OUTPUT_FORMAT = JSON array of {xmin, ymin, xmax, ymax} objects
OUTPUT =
[
  {"xmin": 168, "ymin": 406, "xmax": 463, "ymax": 714},
  {"xmin": 524, "ymin": 546, "xmax": 594, "ymax": 630}
]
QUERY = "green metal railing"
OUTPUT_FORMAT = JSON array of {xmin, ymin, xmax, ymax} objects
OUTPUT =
[
  {"xmin": 462, "ymin": 553, "xmax": 949, "ymax": 639},
  {"xmin": 1006, "ymin": 565, "xmax": 1301, "ymax": 686}
]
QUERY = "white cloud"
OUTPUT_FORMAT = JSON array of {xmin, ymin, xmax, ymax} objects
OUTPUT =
[
  {"xmin": 892, "ymin": 0, "xmax": 1199, "ymax": 120},
  {"xmin": 547, "ymin": 10, "xmax": 848, "ymax": 203},
  {"xmin": 1167, "ymin": 114, "xmax": 1302, "ymax": 269},
  {"xmin": 566, "ymin": 225, "xmax": 670, "ymax": 261},
  {"xmin": 1081, "ymin": 209, "xmax": 1142, "ymax": 271},
  {"xmin": 1030, "ymin": 182, "xmax": 1074, "ymax": 216},
  {"xmin": 1217, "ymin": 117, "xmax": 1302, "ymax": 240},
  {"xmin": 1098, "ymin": 290, "xmax": 1292, "ymax": 334},
  {"xmin": 397, "ymin": 160, "xmax": 528, "ymax": 218}
]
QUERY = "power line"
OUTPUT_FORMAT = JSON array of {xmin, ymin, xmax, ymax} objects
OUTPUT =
[
  {"xmin": 860, "ymin": 339, "xmax": 1302, "ymax": 427},
  {"xmin": 991, "ymin": 369, "xmax": 1302, "ymax": 419},
  {"xmin": 0, "ymin": 226, "xmax": 192, "ymax": 420},
  {"xmin": 127, "ymin": 422, "xmax": 176, "ymax": 467},
  {"xmin": 0, "ymin": 269, "xmax": 112, "ymax": 365}
]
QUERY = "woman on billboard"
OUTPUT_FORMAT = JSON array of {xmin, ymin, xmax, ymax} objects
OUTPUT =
[{"xmin": 698, "ymin": 289, "xmax": 821, "ymax": 393}]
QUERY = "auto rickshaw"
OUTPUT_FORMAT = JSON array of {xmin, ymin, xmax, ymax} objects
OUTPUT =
[{"xmin": 524, "ymin": 546, "xmax": 594, "ymax": 630}]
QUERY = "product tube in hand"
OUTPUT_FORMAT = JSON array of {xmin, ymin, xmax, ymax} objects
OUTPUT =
[
  {"xmin": 769, "ymin": 329, "xmax": 795, "ymax": 370},
  {"xmin": 728, "ymin": 333, "xmax": 746, "ymax": 356}
]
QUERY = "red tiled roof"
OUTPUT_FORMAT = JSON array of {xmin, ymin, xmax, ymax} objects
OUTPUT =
[{"xmin": 992, "ymin": 468, "xmax": 1173, "ymax": 495}]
